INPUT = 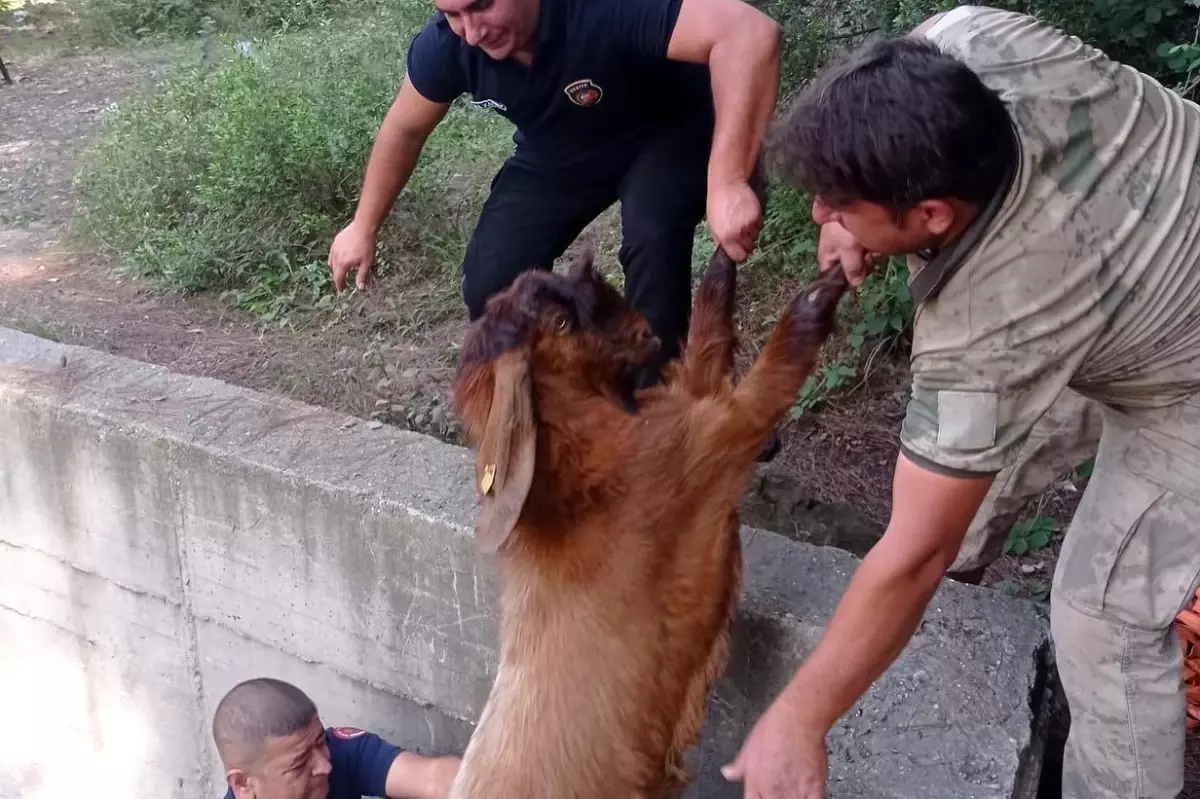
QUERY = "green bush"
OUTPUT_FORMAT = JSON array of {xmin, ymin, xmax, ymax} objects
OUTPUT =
[
  {"xmin": 77, "ymin": 0, "xmax": 344, "ymax": 42},
  {"xmin": 73, "ymin": 0, "xmax": 1200, "ymax": 337},
  {"xmin": 887, "ymin": 0, "xmax": 1200, "ymax": 87},
  {"xmin": 75, "ymin": 8, "xmax": 515, "ymax": 309}
]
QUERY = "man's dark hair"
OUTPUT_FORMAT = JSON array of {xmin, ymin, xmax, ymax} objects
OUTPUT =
[
  {"xmin": 768, "ymin": 36, "xmax": 1016, "ymax": 211},
  {"xmin": 213, "ymin": 678, "xmax": 319, "ymax": 767}
]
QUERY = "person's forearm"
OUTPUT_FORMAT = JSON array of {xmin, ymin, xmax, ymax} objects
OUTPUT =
[
  {"xmin": 779, "ymin": 541, "xmax": 947, "ymax": 732},
  {"xmin": 706, "ymin": 15, "xmax": 780, "ymax": 188},
  {"xmin": 352, "ymin": 111, "xmax": 429, "ymax": 234}
]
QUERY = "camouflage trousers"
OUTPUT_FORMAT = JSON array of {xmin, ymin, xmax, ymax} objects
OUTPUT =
[{"xmin": 951, "ymin": 388, "xmax": 1200, "ymax": 798}]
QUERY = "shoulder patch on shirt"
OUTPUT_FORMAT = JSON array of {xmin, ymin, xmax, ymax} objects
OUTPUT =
[
  {"xmin": 936, "ymin": 390, "xmax": 999, "ymax": 450},
  {"xmin": 331, "ymin": 726, "xmax": 366, "ymax": 740}
]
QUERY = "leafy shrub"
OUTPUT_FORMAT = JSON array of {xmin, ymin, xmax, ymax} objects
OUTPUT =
[
  {"xmin": 1005, "ymin": 516, "xmax": 1060, "ymax": 555},
  {"xmin": 74, "ymin": 0, "xmax": 1200, "ymax": 338},
  {"xmin": 76, "ymin": 0, "xmax": 344, "ymax": 42},
  {"xmin": 75, "ymin": 8, "xmax": 515, "ymax": 308}
]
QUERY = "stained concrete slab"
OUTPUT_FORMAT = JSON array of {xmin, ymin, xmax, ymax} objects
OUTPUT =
[
  {"xmin": 691, "ymin": 530, "xmax": 1053, "ymax": 799},
  {"xmin": 0, "ymin": 326, "xmax": 1052, "ymax": 798}
]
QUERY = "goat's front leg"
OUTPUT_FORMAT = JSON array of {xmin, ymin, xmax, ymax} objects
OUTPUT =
[
  {"xmin": 716, "ymin": 268, "xmax": 849, "ymax": 460},
  {"xmin": 676, "ymin": 160, "xmax": 768, "ymax": 399},
  {"xmin": 677, "ymin": 249, "xmax": 738, "ymax": 398}
]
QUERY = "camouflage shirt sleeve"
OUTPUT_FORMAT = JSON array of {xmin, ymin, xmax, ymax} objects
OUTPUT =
[{"xmin": 898, "ymin": 266, "xmax": 1093, "ymax": 478}]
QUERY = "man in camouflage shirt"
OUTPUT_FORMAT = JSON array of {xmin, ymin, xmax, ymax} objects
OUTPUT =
[{"xmin": 719, "ymin": 6, "xmax": 1200, "ymax": 798}]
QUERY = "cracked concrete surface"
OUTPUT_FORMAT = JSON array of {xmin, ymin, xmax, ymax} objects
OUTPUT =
[{"xmin": 0, "ymin": 326, "xmax": 1053, "ymax": 798}]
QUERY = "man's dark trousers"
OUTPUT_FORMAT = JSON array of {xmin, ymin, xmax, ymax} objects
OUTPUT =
[{"xmin": 460, "ymin": 112, "xmax": 711, "ymax": 389}]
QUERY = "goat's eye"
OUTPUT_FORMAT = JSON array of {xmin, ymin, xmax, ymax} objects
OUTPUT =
[{"xmin": 556, "ymin": 317, "xmax": 570, "ymax": 333}]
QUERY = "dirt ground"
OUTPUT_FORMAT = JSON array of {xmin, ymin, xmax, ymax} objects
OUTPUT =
[
  {"xmin": 0, "ymin": 30, "xmax": 905, "ymax": 551},
  {"xmin": 4, "ymin": 20, "xmax": 1200, "ymax": 794}
]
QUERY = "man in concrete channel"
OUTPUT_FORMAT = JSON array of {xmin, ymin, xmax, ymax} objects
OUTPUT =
[
  {"xmin": 720, "ymin": 6, "xmax": 1200, "ymax": 798},
  {"xmin": 327, "ymin": 0, "xmax": 780, "ymax": 397},
  {"xmin": 214, "ymin": 677, "xmax": 460, "ymax": 799}
]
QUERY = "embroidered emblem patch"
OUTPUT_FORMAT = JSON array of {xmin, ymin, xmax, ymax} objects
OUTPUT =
[
  {"xmin": 564, "ymin": 79, "xmax": 603, "ymax": 107},
  {"xmin": 331, "ymin": 726, "xmax": 366, "ymax": 740}
]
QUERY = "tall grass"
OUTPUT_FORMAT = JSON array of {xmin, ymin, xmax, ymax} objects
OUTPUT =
[{"xmin": 74, "ymin": 5, "xmax": 514, "ymax": 317}]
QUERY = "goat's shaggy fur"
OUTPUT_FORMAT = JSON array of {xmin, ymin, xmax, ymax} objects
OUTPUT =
[{"xmin": 449, "ymin": 226, "xmax": 848, "ymax": 799}]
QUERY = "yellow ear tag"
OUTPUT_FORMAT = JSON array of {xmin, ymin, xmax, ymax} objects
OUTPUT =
[{"xmin": 480, "ymin": 463, "xmax": 496, "ymax": 495}]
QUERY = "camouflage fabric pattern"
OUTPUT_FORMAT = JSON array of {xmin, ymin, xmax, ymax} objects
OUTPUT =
[
  {"xmin": 903, "ymin": 5, "xmax": 1200, "ymax": 478},
  {"xmin": 949, "ymin": 388, "xmax": 1102, "ymax": 575},
  {"xmin": 956, "ymin": 388, "xmax": 1200, "ymax": 797},
  {"xmin": 904, "ymin": 7, "xmax": 1200, "ymax": 796},
  {"xmin": 1051, "ymin": 396, "xmax": 1200, "ymax": 798}
]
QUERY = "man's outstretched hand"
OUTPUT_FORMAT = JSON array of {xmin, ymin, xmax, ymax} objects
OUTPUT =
[
  {"xmin": 721, "ymin": 690, "xmax": 828, "ymax": 799},
  {"xmin": 329, "ymin": 220, "xmax": 378, "ymax": 291},
  {"xmin": 709, "ymin": 179, "xmax": 764, "ymax": 262}
]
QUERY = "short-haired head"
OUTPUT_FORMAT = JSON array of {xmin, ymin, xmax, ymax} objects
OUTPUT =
[
  {"xmin": 214, "ymin": 679, "xmax": 332, "ymax": 799},
  {"xmin": 213, "ymin": 678, "xmax": 319, "ymax": 768},
  {"xmin": 768, "ymin": 36, "xmax": 1017, "ymax": 256}
]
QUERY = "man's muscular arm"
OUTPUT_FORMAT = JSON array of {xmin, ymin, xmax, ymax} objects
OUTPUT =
[
  {"xmin": 722, "ymin": 453, "xmax": 995, "ymax": 797},
  {"xmin": 761, "ymin": 454, "xmax": 993, "ymax": 734},
  {"xmin": 666, "ymin": 0, "xmax": 781, "ymax": 260},
  {"xmin": 385, "ymin": 751, "xmax": 461, "ymax": 799},
  {"xmin": 329, "ymin": 77, "xmax": 450, "ymax": 291}
]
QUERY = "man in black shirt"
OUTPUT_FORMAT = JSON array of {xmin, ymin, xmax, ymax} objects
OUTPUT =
[
  {"xmin": 214, "ymin": 678, "xmax": 459, "ymax": 799},
  {"xmin": 329, "ymin": 0, "xmax": 780, "ymax": 389}
]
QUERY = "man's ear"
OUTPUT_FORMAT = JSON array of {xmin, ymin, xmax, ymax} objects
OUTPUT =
[
  {"xmin": 227, "ymin": 770, "xmax": 253, "ymax": 799},
  {"xmin": 914, "ymin": 198, "xmax": 958, "ymax": 239},
  {"xmin": 474, "ymin": 348, "xmax": 536, "ymax": 553}
]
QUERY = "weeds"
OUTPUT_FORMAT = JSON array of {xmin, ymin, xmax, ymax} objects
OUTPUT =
[
  {"xmin": 1005, "ymin": 516, "xmax": 1060, "ymax": 556},
  {"xmin": 70, "ymin": 0, "xmax": 1200, "ymax": 350},
  {"xmin": 74, "ymin": 9, "xmax": 515, "ymax": 323},
  {"xmin": 75, "ymin": 0, "xmax": 340, "ymax": 43}
]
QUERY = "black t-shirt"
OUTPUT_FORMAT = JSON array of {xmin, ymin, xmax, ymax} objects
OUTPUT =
[
  {"xmin": 220, "ymin": 727, "xmax": 402, "ymax": 799},
  {"xmin": 405, "ymin": 0, "xmax": 714, "ymax": 177}
]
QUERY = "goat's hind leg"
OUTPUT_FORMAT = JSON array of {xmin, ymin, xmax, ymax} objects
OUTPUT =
[
  {"xmin": 661, "ymin": 516, "xmax": 744, "ymax": 799},
  {"xmin": 677, "ymin": 249, "xmax": 738, "ymax": 399}
]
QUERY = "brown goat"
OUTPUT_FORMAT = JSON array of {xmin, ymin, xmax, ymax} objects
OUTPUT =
[{"xmin": 449, "ymin": 236, "xmax": 848, "ymax": 798}]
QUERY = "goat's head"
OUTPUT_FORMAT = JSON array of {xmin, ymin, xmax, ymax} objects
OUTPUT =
[{"xmin": 452, "ymin": 247, "xmax": 658, "ymax": 553}]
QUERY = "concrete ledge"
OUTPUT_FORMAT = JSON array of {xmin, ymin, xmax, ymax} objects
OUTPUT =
[{"xmin": 0, "ymin": 327, "xmax": 1052, "ymax": 799}]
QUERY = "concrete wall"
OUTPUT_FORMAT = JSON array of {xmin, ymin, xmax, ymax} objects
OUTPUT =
[{"xmin": 0, "ymin": 327, "xmax": 1054, "ymax": 799}]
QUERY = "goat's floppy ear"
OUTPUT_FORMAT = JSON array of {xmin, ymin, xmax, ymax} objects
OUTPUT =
[{"xmin": 473, "ymin": 349, "xmax": 536, "ymax": 553}]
